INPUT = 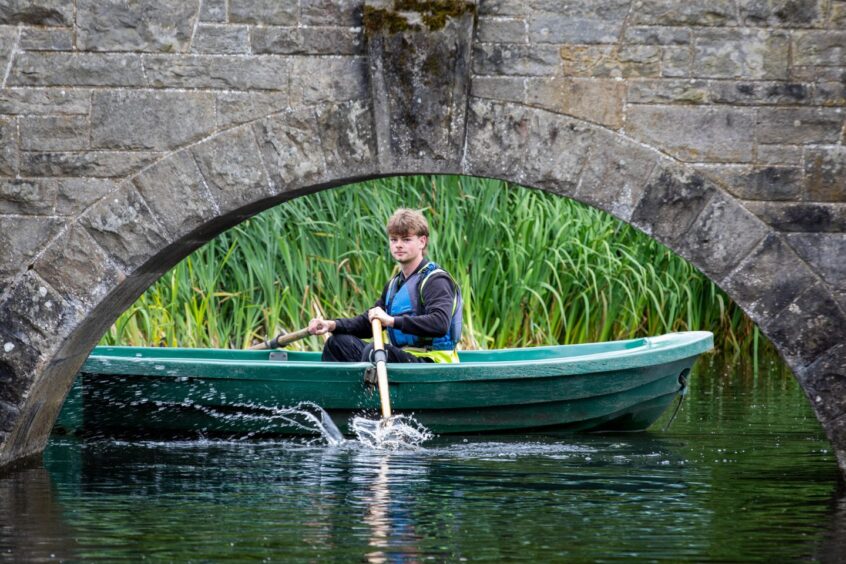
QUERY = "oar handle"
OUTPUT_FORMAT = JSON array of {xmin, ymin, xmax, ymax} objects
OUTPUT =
[
  {"xmin": 249, "ymin": 327, "xmax": 311, "ymax": 350},
  {"xmin": 371, "ymin": 319, "xmax": 392, "ymax": 419}
]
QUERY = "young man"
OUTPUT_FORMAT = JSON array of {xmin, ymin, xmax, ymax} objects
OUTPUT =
[{"xmin": 308, "ymin": 208, "xmax": 462, "ymax": 364}]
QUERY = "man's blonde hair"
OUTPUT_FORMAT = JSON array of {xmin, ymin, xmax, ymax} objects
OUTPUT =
[{"xmin": 387, "ymin": 208, "xmax": 429, "ymax": 247}]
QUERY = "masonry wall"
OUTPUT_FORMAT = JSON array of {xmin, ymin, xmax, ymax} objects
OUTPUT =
[{"xmin": 0, "ymin": 0, "xmax": 844, "ymax": 473}]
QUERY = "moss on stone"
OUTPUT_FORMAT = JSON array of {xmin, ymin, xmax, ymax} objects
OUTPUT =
[
  {"xmin": 363, "ymin": 6, "xmax": 420, "ymax": 34},
  {"xmin": 364, "ymin": 0, "xmax": 475, "ymax": 35},
  {"xmin": 396, "ymin": 0, "xmax": 476, "ymax": 31}
]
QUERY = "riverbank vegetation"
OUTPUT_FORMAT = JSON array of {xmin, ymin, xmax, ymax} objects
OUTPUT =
[{"xmin": 102, "ymin": 175, "xmax": 774, "ymax": 359}]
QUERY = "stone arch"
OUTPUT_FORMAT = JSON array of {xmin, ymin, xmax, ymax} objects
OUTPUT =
[
  {"xmin": 1, "ymin": 0, "xmax": 844, "ymax": 476},
  {"xmin": 2, "ymin": 97, "xmax": 843, "ymax": 473}
]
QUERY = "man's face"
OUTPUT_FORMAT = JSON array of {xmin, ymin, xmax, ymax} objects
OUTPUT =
[{"xmin": 389, "ymin": 232, "xmax": 427, "ymax": 264}]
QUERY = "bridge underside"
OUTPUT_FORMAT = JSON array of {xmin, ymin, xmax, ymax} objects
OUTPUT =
[{"xmin": 1, "ymin": 0, "xmax": 844, "ymax": 475}]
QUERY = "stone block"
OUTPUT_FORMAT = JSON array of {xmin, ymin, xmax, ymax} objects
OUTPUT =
[
  {"xmin": 738, "ymin": 0, "xmax": 828, "ymax": 27},
  {"xmin": 192, "ymin": 126, "xmax": 273, "ymax": 215},
  {"xmin": 301, "ymin": 0, "xmax": 363, "ymax": 26},
  {"xmin": 0, "ymin": 117, "xmax": 18, "ymax": 176},
  {"xmin": 763, "ymin": 283, "xmax": 846, "ymax": 366},
  {"xmin": 366, "ymin": 8, "xmax": 474, "ymax": 172},
  {"xmin": 674, "ymin": 191, "xmax": 770, "ymax": 281},
  {"xmin": 0, "ymin": 1, "xmax": 72, "ymax": 25},
  {"xmin": 314, "ymin": 100, "xmax": 377, "ymax": 181},
  {"xmin": 291, "ymin": 57, "xmax": 367, "ymax": 105},
  {"xmin": 559, "ymin": 45, "xmax": 662, "ymax": 78},
  {"xmin": 477, "ymin": 17, "xmax": 526, "ymax": 44},
  {"xmin": 696, "ymin": 164, "xmax": 803, "ymax": 201},
  {"xmin": 529, "ymin": 1, "xmax": 629, "ymax": 44},
  {"xmin": 19, "ymin": 27, "xmax": 72, "ymax": 50},
  {"xmin": 200, "ymin": 0, "xmax": 226, "ymax": 22},
  {"xmin": 479, "ymin": 0, "xmax": 527, "ymax": 16},
  {"xmin": 20, "ymin": 151, "xmax": 161, "ymax": 178},
  {"xmin": 78, "ymin": 183, "xmax": 169, "ymax": 273},
  {"xmin": 805, "ymin": 146, "xmax": 846, "ymax": 202},
  {"xmin": 0, "ymin": 89, "xmax": 90, "ymax": 115},
  {"xmin": 744, "ymin": 202, "xmax": 846, "ymax": 232},
  {"xmin": 710, "ymin": 81, "xmax": 812, "ymax": 105},
  {"xmin": 133, "ymin": 150, "xmax": 219, "ymax": 239},
  {"xmin": 55, "ymin": 178, "xmax": 116, "ymax": 216},
  {"xmin": 143, "ymin": 55, "xmax": 289, "ymax": 90},
  {"xmin": 626, "ymin": 79, "xmax": 710, "ymax": 104},
  {"xmin": 0, "ymin": 352, "xmax": 29, "ymax": 413},
  {"xmin": 832, "ymin": 1, "xmax": 846, "ymax": 27},
  {"xmin": 91, "ymin": 90, "xmax": 216, "ymax": 151},
  {"xmin": 8, "ymin": 53, "xmax": 146, "ymax": 87},
  {"xmin": 191, "ymin": 24, "xmax": 250, "ymax": 54},
  {"xmin": 722, "ymin": 233, "xmax": 819, "ymax": 322},
  {"xmin": 790, "ymin": 66, "xmax": 846, "ymax": 82},
  {"xmin": 76, "ymin": 0, "xmax": 196, "ymax": 52},
  {"xmin": 33, "ymin": 224, "xmax": 126, "ymax": 307},
  {"xmin": 1, "ymin": 26, "xmax": 18, "ymax": 76},
  {"xmin": 794, "ymin": 31, "xmax": 846, "ymax": 67},
  {"xmin": 756, "ymin": 108, "xmax": 844, "ymax": 144},
  {"xmin": 625, "ymin": 105, "xmax": 756, "ymax": 163},
  {"xmin": 19, "ymin": 116, "xmax": 88, "ymax": 151},
  {"xmin": 661, "ymin": 46, "xmax": 691, "ymax": 77},
  {"xmin": 0, "ymin": 217, "xmax": 64, "ymax": 279},
  {"xmin": 623, "ymin": 26, "xmax": 691, "ymax": 45},
  {"xmin": 786, "ymin": 233, "xmax": 846, "ymax": 292},
  {"xmin": 230, "ymin": 0, "xmax": 298, "ymax": 25},
  {"xmin": 215, "ymin": 91, "xmax": 291, "ymax": 129},
  {"xmin": 573, "ymin": 132, "xmax": 658, "ymax": 222},
  {"xmin": 251, "ymin": 27, "xmax": 363, "ymax": 55},
  {"xmin": 470, "ymin": 76, "xmax": 525, "ymax": 103},
  {"xmin": 1, "ymin": 272, "xmax": 80, "ymax": 350},
  {"xmin": 630, "ymin": 0, "xmax": 738, "ymax": 26},
  {"xmin": 756, "ymin": 145, "xmax": 803, "ymax": 166},
  {"xmin": 814, "ymin": 81, "xmax": 846, "ymax": 106},
  {"xmin": 253, "ymin": 109, "xmax": 326, "ymax": 193},
  {"xmin": 692, "ymin": 29, "xmax": 789, "ymax": 80},
  {"xmin": 526, "ymin": 77, "xmax": 624, "ymax": 128},
  {"xmin": 473, "ymin": 44, "xmax": 560, "ymax": 76},
  {"xmin": 464, "ymin": 100, "xmax": 594, "ymax": 194},
  {"xmin": 629, "ymin": 162, "xmax": 716, "ymax": 242},
  {"xmin": 0, "ymin": 178, "xmax": 57, "ymax": 215},
  {"xmin": 797, "ymin": 344, "xmax": 846, "ymax": 423}
]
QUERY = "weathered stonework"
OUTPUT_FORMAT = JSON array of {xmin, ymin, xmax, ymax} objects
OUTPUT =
[{"xmin": 0, "ymin": 0, "xmax": 844, "ymax": 479}]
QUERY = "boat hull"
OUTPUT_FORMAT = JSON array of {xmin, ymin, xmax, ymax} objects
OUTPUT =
[{"xmin": 66, "ymin": 332, "xmax": 712, "ymax": 439}]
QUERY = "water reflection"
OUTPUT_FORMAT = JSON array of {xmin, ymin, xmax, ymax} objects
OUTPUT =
[
  {"xmin": 0, "ymin": 466, "xmax": 78, "ymax": 561},
  {"xmin": 0, "ymin": 356, "xmax": 842, "ymax": 561},
  {"xmin": 814, "ymin": 482, "xmax": 846, "ymax": 561}
]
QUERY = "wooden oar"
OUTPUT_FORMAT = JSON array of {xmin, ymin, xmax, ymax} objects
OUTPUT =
[
  {"xmin": 370, "ymin": 318, "xmax": 392, "ymax": 419},
  {"xmin": 249, "ymin": 328, "xmax": 311, "ymax": 350}
]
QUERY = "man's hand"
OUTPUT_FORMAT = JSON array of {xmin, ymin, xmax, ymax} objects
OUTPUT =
[
  {"xmin": 368, "ymin": 307, "xmax": 395, "ymax": 328},
  {"xmin": 308, "ymin": 318, "xmax": 336, "ymax": 335}
]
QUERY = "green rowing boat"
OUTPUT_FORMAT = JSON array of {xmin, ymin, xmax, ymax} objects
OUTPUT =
[{"xmin": 66, "ymin": 331, "xmax": 713, "ymax": 438}]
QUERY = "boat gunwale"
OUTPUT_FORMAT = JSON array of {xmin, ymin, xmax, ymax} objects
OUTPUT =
[{"xmin": 82, "ymin": 331, "xmax": 714, "ymax": 383}]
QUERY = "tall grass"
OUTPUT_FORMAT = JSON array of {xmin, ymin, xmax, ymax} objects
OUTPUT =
[{"xmin": 102, "ymin": 175, "xmax": 773, "ymax": 358}]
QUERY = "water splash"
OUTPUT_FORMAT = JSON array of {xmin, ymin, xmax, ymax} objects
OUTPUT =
[
  {"xmin": 351, "ymin": 415, "xmax": 432, "ymax": 450},
  {"xmin": 225, "ymin": 401, "xmax": 346, "ymax": 446}
]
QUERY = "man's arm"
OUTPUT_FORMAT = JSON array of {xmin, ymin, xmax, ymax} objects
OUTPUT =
[
  {"xmin": 392, "ymin": 275, "xmax": 454, "ymax": 337},
  {"xmin": 332, "ymin": 284, "xmax": 389, "ymax": 338}
]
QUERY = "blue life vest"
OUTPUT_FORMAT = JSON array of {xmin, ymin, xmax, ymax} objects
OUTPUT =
[{"xmin": 384, "ymin": 261, "xmax": 462, "ymax": 355}]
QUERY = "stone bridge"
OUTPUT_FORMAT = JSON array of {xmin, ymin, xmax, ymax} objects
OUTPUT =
[{"xmin": 0, "ymin": 0, "xmax": 844, "ymax": 474}]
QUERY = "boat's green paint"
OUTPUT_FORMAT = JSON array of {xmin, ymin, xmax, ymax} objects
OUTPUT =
[{"xmin": 73, "ymin": 332, "xmax": 713, "ymax": 438}]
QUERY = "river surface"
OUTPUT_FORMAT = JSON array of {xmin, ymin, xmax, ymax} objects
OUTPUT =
[{"xmin": 2, "ymin": 355, "xmax": 844, "ymax": 562}]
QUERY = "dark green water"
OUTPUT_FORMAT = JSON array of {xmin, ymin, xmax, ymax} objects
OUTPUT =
[{"xmin": 2, "ymin": 356, "xmax": 844, "ymax": 562}]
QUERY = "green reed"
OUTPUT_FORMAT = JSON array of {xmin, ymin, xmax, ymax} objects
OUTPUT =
[{"xmin": 101, "ymin": 175, "xmax": 774, "ymax": 358}]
